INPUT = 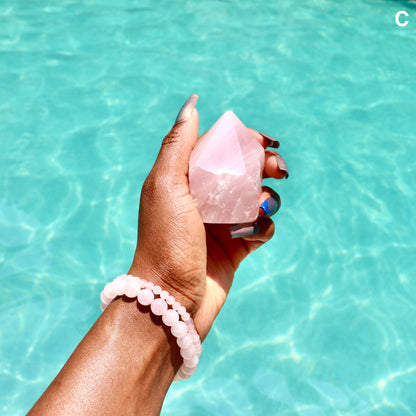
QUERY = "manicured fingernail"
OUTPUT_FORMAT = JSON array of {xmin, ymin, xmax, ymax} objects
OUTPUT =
[
  {"xmin": 175, "ymin": 94, "xmax": 198, "ymax": 124},
  {"xmin": 276, "ymin": 155, "xmax": 289, "ymax": 178},
  {"xmin": 259, "ymin": 132, "xmax": 280, "ymax": 149},
  {"xmin": 229, "ymin": 223, "xmax": 260, "ymax": 239},
  {"xmin": 259, "ymin": 195, "xmax": 281, "ymax": 218}
]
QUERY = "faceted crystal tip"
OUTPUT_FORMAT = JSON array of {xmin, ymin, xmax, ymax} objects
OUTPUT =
[{"xmin": 189, "ymin": 111, "xmax": 265, "ymax": 224}]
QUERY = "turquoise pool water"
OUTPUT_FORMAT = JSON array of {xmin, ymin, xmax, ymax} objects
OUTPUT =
[{"xmin": 1, "ymin": 0, "xmax": 416, "ymax": 414}]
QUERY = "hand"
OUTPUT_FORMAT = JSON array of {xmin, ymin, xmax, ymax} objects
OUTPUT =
[
  {"xmin": 129, "ymin": 95, "xmax": 288, "ymax": 340},
  {"xmin": 28, "ymin": 95, "xmax": 289, "ymax": 416}
]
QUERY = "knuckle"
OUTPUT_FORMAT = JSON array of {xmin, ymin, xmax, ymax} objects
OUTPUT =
[
  {"xmin": 141, "ymin": 174, "xmax": 163, "ymax": 198},
  {"xmin": 162, "ymin": 129, "xmax": 182, "ymax": 146},
  {"xmin": 141, "ymin": 172, "xmax": 176, "ymax": 201}
]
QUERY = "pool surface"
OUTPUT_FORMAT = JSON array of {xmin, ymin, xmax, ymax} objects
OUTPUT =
[{"xmin": 1, "ymin": 0, "xmax": 416, "ymax": 414}]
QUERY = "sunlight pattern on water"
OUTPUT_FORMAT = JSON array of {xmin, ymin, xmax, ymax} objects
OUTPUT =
[{"xmin": 1, "ymin": 0, "xmax": 416, "ymax": 414}]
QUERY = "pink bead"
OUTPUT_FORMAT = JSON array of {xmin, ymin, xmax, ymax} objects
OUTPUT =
[
  {"xmin": 183, "ymin": 355, "xmax": 199, "ymax": 368},
  {"xmin": 180, "ymin": 346, "xmax": 196, "ymax": 359},
  {"xmin": 162, "ymin": 309, "xmax": 179, "ymax": 326},
  {"xmin": 181, "ymin": 312, "xmax": 191, "ymax": 322},
  {"xmin": 102, "ymin": 275, "xmax": 202, "ymax": 382},
  {"xmin": 125, "ymin": 280, "xmax": 140, "ymax": 298},
  {"xmin": 147, "ymin": 281, "xmax": 155, "ymax": 289},
  {"xmin": 180, "ymin": 364, "xmax": 197, "ymax": 376},
  {"xmin": 100, "ymin": 290, "xmax": 112, "ymax": 304},
  {"xmin": 177, "ymin": 334, "xmax": 193, "ymax": 349},
  {"xmin": 103, "ymin": 283, "xmax": 116, "ymax": 299},
  {"xmin": 171, "ymin": 321, "xmax": 187, "ymax": 338},
  {"xmin": 137, "ymin": 289, "xmax": 154, "ymax": 306},
  {"xmin": 177, "ymin": 366, "xmax": 191, "ymax": 380},
  {"xmin": 150, "ymin": 298, "xmax": 168, "ymax": 316},
  {"xmin": 112, "ymin": 278, "xmax": 127, "ymax": 296}
]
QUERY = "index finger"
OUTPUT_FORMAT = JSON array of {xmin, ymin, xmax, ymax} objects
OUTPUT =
[{"xmin": 247, "ymin": 128, "xmax": 280, "ymax": 149}]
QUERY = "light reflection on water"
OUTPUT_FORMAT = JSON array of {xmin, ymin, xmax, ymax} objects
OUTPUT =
[{"xmin": 1, "ymin": 0, "xmax": 416, "ymax": 414}]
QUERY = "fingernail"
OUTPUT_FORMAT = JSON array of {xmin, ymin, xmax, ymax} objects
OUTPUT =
[
  {"xmin": 276, "ymin": 155, "xmax": 289, "ymax": 178},
  {"xmin": 259, "ymin": 195, "xmax": 281, "ymax": 218},
  {"xmin": 229, "ymin": 223, "xmax": 260, "ymax": 239},
  {"xmin": 175, "ymin": 94, "xmax": 199, "ymax": 124},
  {"xmin": 259, "ymin": 132, "xmax": 280, "ymax": 149}
]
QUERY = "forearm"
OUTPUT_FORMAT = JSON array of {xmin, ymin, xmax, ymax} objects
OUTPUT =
[{"xmin": 28, "ymin": 297, "xmax": 179, "ymax": 416}]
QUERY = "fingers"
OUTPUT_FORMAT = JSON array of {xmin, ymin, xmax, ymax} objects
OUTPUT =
[
  {"xmin": 246, "ymin": 128, "xmax": 289, "ymax": 179},
  {"xmin": 241, "ymin": 217, "xmax": 275, "ymax": 243},
  {"xmin": 247, "ymin": 128, "xmax": 280, "ymax": 149},
  {"xmin": 197, "ymin": 122, "xmax": 288, "ymax": 180},
  {"xmin": 153, "ymin": 94, "xmax": 200, "ymax": 176},
  {"xmin": 229, "ymin": 186, "xmax": 280, "ymax": 238},
  {"xmin": 258, "ymin": 186, "xmax": 281, "ymax": 218},
  {"xmin": 264, "ymin": 150, "xmax": 289, "ymax": 179},
  {"xmin": 229, "ymin": 217, "xmax": 275, "ymax": 243}
]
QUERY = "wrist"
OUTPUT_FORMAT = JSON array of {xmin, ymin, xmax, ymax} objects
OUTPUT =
[
  {"xmin": 110, "ymin": 295, "xmax": 181, "ymax": 359},
  {"xmin": 102, "ymin": 274, "xmax": 202, "ymax": 381},
  {"xmin": 128, "ymin": 262, "xmax": 202, "ymax": 318},
  {"xmin": 102, "ymin": 297, "xmax": 180, "ymax": 412},
  {"xmin": 107, "ymin": 296, "xmax": 182, "ymax": 370},
  {"xmin": 30, "ymin": 293, "xmax": 179, "ymax": 416}
]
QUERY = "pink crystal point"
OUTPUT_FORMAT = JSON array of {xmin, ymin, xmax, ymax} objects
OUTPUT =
[{"xmin": 189, "ymin": 111, "xmax": 265, "ymax": 224}]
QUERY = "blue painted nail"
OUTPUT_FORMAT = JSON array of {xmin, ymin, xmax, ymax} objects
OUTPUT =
[{"xmin": 259, "ymin": 195, "xmax": 281, "ymax": 217}]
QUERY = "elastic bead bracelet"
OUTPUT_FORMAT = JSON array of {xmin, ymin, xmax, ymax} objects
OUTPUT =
[{"xmin": 100, "ymin": 274, "xmax": 202, "ymax": 381}]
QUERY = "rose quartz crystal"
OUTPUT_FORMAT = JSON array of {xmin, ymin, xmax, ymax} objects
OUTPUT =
[{"xmin": 189, "ymin": 111, "xmax": 265, "ymax": 224}]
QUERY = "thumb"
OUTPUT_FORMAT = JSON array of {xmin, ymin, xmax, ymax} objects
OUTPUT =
[{"xmin": 154, "ymin": 94, "xmax": 199, "ymax": 176}]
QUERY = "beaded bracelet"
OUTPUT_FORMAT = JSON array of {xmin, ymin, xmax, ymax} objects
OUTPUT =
[{"xmin": 100, "ymin": 274, "xmax": 201, "ymax": 381}]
